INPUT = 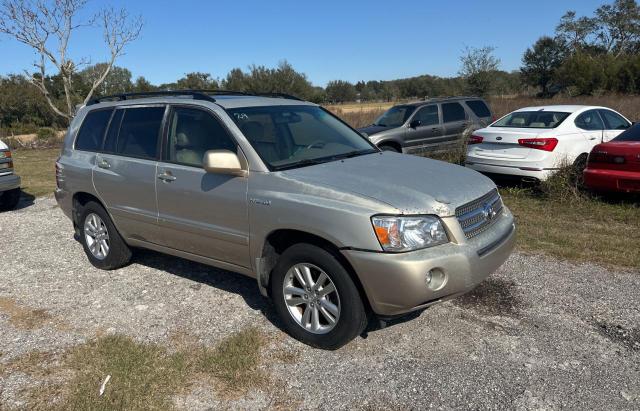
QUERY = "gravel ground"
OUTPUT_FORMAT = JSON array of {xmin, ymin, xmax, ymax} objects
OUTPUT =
[{"xmin": 1, "ymin": 197, "xmax": 639, "ymax": 410}]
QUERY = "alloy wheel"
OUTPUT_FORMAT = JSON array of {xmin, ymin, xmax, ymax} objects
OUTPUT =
[
  {"xmin": 84, "ymin": 213, "xmax": 110, "ymax": 260},
  {"xmin": 282, "ymin": 263, "xmax": 341, "ymax": 334}
]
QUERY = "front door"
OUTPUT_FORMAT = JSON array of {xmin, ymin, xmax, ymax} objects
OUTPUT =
[
  {"xmin": 155, "ymin": 105, "xmax": 250, "ymax": 268},
  {"xmin": 404, "ymin": 104, "xmax": 442, "ymax": 154},
  {"xmin": 599, "ymin": 109, "xmax": 631, "ymax": 142},
  {"xmin": 93, "ymin": 105, "xmax": 166, "ymax": 242}
]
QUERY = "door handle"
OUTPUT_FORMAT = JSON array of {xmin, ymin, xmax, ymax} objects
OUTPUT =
[
  {"xmin": 157, "ymin": 172, "xmax": 176, "ymax": 182},
  {"xmin": 589, "ymin": 137, "xmax": 597, "ymax": 140},
  {"xmin": 97, "ymin": 158, "xmax": 111, "ymax": 169}
]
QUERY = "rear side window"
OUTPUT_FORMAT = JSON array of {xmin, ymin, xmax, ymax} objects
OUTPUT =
[
  {"xmin": 112, "ymin": 107, "xmax": 165, "ymax": 160},
  {"xmin": 75, "ymin": 109, "xmax": 113, "ymax": 151},
  {"xmin": 575, "ymin": 110, "xmax": 604, "ymax": 131},
  {"xmin": 442, "ymin": 102, "xmax": 466, "ymax": 123},
  {"xmin": 599, "ymin": 110, "xmax": 630, "ymax": 130},
  {"xmin": 465, "ymin": 100, "xmax": 491, "ymax": 118}
]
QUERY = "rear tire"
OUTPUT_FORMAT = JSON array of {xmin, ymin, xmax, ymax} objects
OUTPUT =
[
  {"xmin": 0, "ymin": 188, "xmax": 20, "ymax": 211},
  {"xmin": 379, "ymin": 144, "xmax": 400, "ymax": 153},
  {"xmin": 270, "ymin": 243, "xmax": 367, "ymax": 350},
  {"xmin": 78, "ymin": 201, "xmax": 131, "ymax": 270}
]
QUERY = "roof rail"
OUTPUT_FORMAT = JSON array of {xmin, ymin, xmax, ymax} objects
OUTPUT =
[{"xmin": 87, "ymin": 89, "xmax": 303, "ymax": 105}]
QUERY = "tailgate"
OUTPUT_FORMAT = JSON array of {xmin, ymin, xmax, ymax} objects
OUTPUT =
[{"xmin": 469, "ymin": 127, "xmax": 543, "ymax": 160}]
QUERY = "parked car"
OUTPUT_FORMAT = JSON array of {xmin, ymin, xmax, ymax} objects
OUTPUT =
[
  {"xmin": 357, "ymin": 97, "xmax": 493, "ymax": 154},
  {"xmin": 55, "ymin": 90, "xmax": 515, "ymax": 349},
  {"xmin": 465, "ymin": 105, "xmax": 632, "ymax": 182},
  {"xmin": 0, "ymin": 139, "xmax": 21, "ymax": 211},
  {"xmin": 584, "ymin": 122, "xmax": 640, "ymax": 193}
]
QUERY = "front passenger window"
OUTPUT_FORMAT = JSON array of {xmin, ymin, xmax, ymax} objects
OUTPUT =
[
  {"xmin": 167, "ymin": 107, "xmax": 237, "ymax": 167},
  {"xmin": 413, "ymin": 105, "xmax": 439, "ymax": 126}
]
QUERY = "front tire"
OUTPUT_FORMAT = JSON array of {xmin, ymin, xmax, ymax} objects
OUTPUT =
[
  {"xmin": 0, "ymin": 188, "xmax": 20, "ymax": 211},
  {"xmin": 271, "ymin": 243, "xmax": 367, "ymax": 350},
  {"xmin": 79, "ymin": 201, "xmax": 131, "ymax": 270}
]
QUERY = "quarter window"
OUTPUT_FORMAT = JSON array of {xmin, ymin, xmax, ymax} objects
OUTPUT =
[
  {"xmin": 599, "ymin": 110, "xmax": 630, "ymax": 130},
  {"xmin": 413, "ymin": 105, "xmax": 439, "ymax": 126},
  {"xmin": 166, "ymin": 107, "xmax": 237, "ymax": 167},
  {"xmin": 465, "ymin": 100, "xmax": 491, "ymax": 118},
  {"xmin": 575, "ymin": 110, "xmax": 604, "ymax": 131},
  {"xmin": 441, "ymin": 102, "xmax": 466, "ymax": 123},
  {"xmin": 75, "ymin": 109, "xmax": 113, "ymax": 151},
  {"xmin": 113, "ymin": 107, "xmax": 165, "ymax": 160}
]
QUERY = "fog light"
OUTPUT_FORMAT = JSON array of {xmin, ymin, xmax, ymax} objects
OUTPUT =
[{"xmin": 426, "ymin": 268, "xmax": 447, "ymax": 291}]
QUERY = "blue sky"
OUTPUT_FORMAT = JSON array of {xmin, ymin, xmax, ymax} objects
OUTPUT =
[{"xmin": 1, "ymin": 0, "xmax": 606, "ymax": 87}]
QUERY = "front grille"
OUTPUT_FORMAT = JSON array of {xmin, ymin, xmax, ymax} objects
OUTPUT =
[{"xmin": 456, "ymin": 188, "xmax": 503, "ymax": 239}]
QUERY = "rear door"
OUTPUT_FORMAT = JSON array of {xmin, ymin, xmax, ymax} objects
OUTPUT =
[
  {"xmin": 599, "ymin": 109, "xmax": 631, "ymax": 142},
  {"xmin": 441, "ymin": 102, "xmax": 470, "ymax": 149},
  {"xmin": 93, "ymin": 105, "xmax": 166, "ymax": 242},
  {"xmin": 404, "ymin": 104, "xmax": 442, "ymax": 153},
  {"xmin": 155, "ymin": 105, "xmax": 250, "ymax": 268}
]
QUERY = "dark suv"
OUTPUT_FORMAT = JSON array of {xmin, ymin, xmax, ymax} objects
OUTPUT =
[{"xmin": 358, "ymin": 97, "xmax": 493, "ymax": 154}]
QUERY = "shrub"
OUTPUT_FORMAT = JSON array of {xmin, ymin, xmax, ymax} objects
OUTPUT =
[{"xmin": 36, "ymin": 127, "xmax": 56, "ymax": 140}]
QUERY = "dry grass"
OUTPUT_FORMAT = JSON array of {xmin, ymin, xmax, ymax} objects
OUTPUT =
[
  {"xmin": 12, "ymin": 148, "xmax": 59, "ymax": 197},
  {"xmin": 0, "ymin": 297, "xmax": 53, "ymax": 330},
  {"xmin": 1, "ymin": 328, "xmax": 267, "ymax": 410},
  {"xmin": 487, "ymin": 94, "xmax": 640, "ymax": 120},
  {"xmin": 502, "ymin": 188, "xmax": 640, "ymax": 269},
  {"xmin": 327, "ymin": 94, "xmax": 640, "ymax": 129}
]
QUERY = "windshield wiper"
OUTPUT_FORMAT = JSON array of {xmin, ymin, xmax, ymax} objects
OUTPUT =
[
  {"xmin": 330, "ymin": 149, "xmax": 378, "ymax": 160},
  {"xmin": 271, "ymin": 158, "xmax": 327, "ymax": 171}
]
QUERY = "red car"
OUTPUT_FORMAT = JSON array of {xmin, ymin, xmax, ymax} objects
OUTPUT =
[{"xmin": 584, "ymin": 124, "xmax": 640, "ymax": 193}]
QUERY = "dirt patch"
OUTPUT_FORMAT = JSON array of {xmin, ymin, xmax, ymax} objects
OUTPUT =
[
  {"xmin": 595, "ymin": 321, "xmax": 640, "ymax": 351},
  {"xmin": 0, "ymin": 297, "xmax": 55, "ymax": 329},
  {"xmin": 452, "ymin": 278, "xmax": 523, "ymax": 316}
]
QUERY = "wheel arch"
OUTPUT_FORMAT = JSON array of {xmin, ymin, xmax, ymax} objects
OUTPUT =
[{"xmin": 257, "ymin": 229, "xmax": 372, "ymax": 312}]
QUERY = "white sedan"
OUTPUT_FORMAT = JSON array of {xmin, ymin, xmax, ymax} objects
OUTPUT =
[{"xmin": 465, "ymin": 105, "xmax": 632, "ymax": 181}]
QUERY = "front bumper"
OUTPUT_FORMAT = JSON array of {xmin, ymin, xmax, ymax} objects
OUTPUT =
[
  {"xmin": 342, "ymin": 208, "xmax": 516, "ymax": 316},
  {"xmin": 584, "ymin": 168, "xmax": 640, "ymax": 193},
  {"xmin": 0, "ymin": 173, "xmax": 20, "ymax": 192}
]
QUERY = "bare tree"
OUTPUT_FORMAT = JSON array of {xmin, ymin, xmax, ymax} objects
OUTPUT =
[{"xmin": 0, "ymin": 0, "xmax": 142, "ymax": 120}]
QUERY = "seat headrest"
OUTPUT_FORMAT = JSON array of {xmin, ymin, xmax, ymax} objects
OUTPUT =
[
  {"xmin": 241, "ymin": 121, "xmax": 271, "ymax": 143},
  {"xmin": 511, "ymin": 117, "xmax": 526, "ymax": 126}
]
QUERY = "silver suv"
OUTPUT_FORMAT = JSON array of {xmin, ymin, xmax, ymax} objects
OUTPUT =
[
  {"xmin": 0, "ymin": 139, "xmax": 21, "ymax": 211},
  {"xmin": 55, "ymin": 91, "xmax": 515, "ymax": 349},
  {"xmin": 358, "ymin": 97, "xmax": 494, "ymax": 154}
]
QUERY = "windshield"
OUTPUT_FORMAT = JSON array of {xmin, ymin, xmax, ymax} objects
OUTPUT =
[
  {"xmin": 229, "ymin": 105, "xmax": 377, "ymax": 170},
  {"xmin": 492, "ymin": 111, "xmax": 570, "ymax": 129},
  {"xmin": 613, "ymin": 123, "xmax": 640, "ymax": 141},
  {"xmin": 373, "ymin": 105, "xmax": 415, "ymax": 127}
]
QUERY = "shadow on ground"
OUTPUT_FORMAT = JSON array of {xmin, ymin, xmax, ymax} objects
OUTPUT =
[
  {"xmin": 131, "ymin": 249, "xmax": 284, "ymax": 331},
  {"xmin": 452, "ymin": 278, "xmax": 523, "ymax": 316}
]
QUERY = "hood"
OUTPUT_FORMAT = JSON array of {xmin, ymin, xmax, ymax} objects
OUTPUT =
[
  {"xmin": 281, "ymin": 152, "xmax": 497, "ymax": 216},
  {"xmin": 357, "ymin": 124, "xmax": 394, "ymax": 136}
]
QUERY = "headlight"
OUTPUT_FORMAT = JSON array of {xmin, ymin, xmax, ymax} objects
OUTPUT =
[{"xmin": 371, "ymin": 215, "xmax": 448, "ymax": 252}]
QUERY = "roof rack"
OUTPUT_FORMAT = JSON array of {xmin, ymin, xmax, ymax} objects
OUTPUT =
[{"xmin": 87, "ymin": 89, "xmax": 303, "ymax": 105}]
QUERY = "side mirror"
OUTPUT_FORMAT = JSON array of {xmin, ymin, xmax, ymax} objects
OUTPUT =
[
  {"xmin": 409, "ymin": 119, "xmax": 422, "ymax": 129},
  {"xmin": 203, "ymin": 150, "xmax": 247, "ymax": 177}
]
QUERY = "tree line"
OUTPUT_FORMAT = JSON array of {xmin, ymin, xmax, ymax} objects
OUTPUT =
[{"xmin": 1, "ymin": 0, "xmax": 639, "ymax": 133}]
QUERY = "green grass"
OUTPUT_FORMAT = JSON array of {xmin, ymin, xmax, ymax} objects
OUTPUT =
[
  {"xmin": 2, "ymin": 328, "xmax": 265, "ymax": 410},
  {"xmin": 12, "ymin": 148, "xmax": 60, "ymax": 197},
  {"xmin": 502, "ymin": 188, "xmax": 640, "ymax": 269}
]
